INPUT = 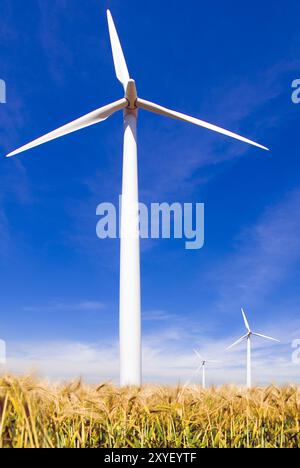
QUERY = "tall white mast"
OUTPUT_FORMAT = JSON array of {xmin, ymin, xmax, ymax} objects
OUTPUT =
[
  {"xmin": 247, "ymin": 335, "xmax": 252, "ymax": 389},
  {"xmin": 119, "ymin": 108, "xmax": 141, "ymax": 386},
  {"xmin": 202, "ymin": 363, "xmax": 206, "ymax": 390}
]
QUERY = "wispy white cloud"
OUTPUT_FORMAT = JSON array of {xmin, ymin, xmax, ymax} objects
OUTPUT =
[
  {"xmin": 142, "ymin": 310, "xmax": 180, "ymax": 322},
  {"xmin": 23, "ymin": 300, "xmax": 106, "ymax": 314}
]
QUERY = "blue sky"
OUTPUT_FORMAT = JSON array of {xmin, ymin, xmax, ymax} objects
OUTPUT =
[{"xmin": 0, "ymin": 0, "xmax": 300, "ymax": 385}]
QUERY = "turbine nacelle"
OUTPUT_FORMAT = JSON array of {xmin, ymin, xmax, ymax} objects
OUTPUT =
[
  {"xmin": 194, "ymin": 350, "xmax": 219, "ymax": 368},
  {"xmin": 125, "ymin": 80, "xmax": 138, "ymax": 110}
]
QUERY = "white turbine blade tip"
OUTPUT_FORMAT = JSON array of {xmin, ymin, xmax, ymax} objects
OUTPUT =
[
  {"xmin": 241, "ymin": 308, "xmax": 251, "ymax": 332},
  {"xmin": 107, "ymin": 10, "xmax": 130, "ymax": 89},
  {"xmin": 194, "ymin": 349, "xmax": 203, "ymax": 360},
  {"xmin": 252, "ymin": 143, "xmax": 269, "ymax": 151},
  {"xmin": 6, "ymin": 149, "xmax": 21, "ymax": 158}
]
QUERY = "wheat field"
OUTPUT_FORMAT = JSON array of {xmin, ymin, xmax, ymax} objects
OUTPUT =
[{"xmin": 0, "ymin": 375, "xmax": 299, "ymax": 448}]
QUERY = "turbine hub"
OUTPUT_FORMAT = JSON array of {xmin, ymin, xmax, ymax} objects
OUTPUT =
[{"xmin": 125, "ymin": 79, "xmax": 138, "ymax": 110}]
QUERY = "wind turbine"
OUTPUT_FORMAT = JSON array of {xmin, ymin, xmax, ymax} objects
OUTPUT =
[
  {"xmin": 194, "ymin": 349, "xmax": 220, "ymax": 389},
  {"xmin": 227, "ymin": 308, "xmax": 279, "ymax": 389},
  {"xmin": 6, "ymin": 10, "xmax": 269, "ymax": 387}
]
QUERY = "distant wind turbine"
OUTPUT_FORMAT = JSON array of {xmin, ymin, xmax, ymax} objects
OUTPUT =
[
  {"xmin": 194, "ymin": 349, "xmax": 220, "ymax": 389},
  {"xmin": 6, "ymin": 10, "xmax": 269, "ymax": 387},
  {"xmin": 227, "ymin": 308, "xmax": 280, "ymax": 389}
]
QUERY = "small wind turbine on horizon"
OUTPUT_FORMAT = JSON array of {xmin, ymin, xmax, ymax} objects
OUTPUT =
[
  {"xmin": 194, "ymin": 349, "xmax": 220, "ymax": 389},
  {"xmin": 6, "ymin": 10, "xmax": 269, "ymax": 387},
  {"xmin": 227, "ymin": 309, "xmax": 280, "ymax": 389}
]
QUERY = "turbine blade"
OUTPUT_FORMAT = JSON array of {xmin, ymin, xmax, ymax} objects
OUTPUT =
[
  {"xmin": 193, "ymin": 349, "xmax": 203, "ymax": 361},
  {"xmin": 137, "ymin": 98, "xmax": 269, "ymax": 151},
  {"xmin": 227, "ymin": 334, "xmax": 248, "ymax": 350},
  {"xmin": 107, "ymin": 10, "xmax": 130, "ymax": 90},
  {"xmin": 253, "ymin": 333, "xmax": 280, "ymax": 343},
  {"xmin": 6, "ymin": 99, "xmax": 127, "ymax": 158},
  {"xmin": 241, "ymin": 308, "xmax": 251, "ymax": 332}
]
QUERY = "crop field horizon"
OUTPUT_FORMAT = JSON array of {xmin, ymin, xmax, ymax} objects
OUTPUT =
[{"xmin": 0, "ymin": 375, "xmax": 299, "ymax": 448}]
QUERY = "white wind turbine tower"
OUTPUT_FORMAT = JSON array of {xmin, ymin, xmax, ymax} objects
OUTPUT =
[
  {"xmin": 194, "ymin": 350, "xmax": 220, "ymax": 389},
  {"xmin": 6, "ymin": 10, "xmax": 269, "ymax": 387},
  {"xmin": 227, "ymin": 309, "xmax": 280, "ymax": 389}
]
